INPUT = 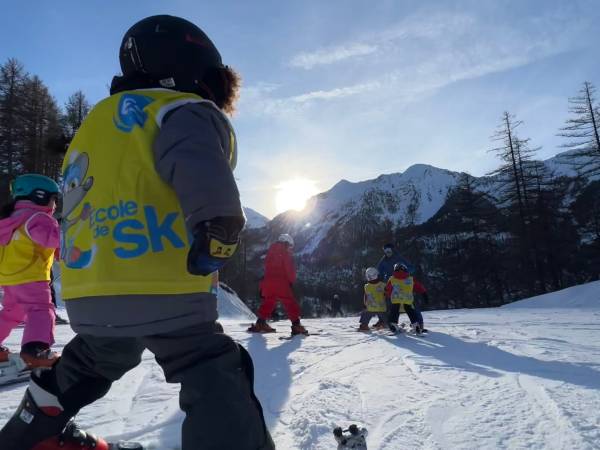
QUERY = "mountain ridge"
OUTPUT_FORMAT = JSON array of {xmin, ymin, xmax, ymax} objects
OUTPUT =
[{"xmin": 249, "ymin": 149, "xmax": 594, "ymax": 257}]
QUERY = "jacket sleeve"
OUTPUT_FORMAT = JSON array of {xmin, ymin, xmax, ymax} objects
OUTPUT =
[
  {"xmin": 377, "ymin": 257, "xmax": 385, "ymax": 278},
  {"xmin": 284, "ymin": 251, "xmax": 297, "ymax": 284},
  {"xmin": 413, "ymin": 279, "xmax": 427, "ymax": 294},
  {"xmin": 26, "ymin": 214, "xmax": 60, "ymax": 250},
  {"xmin": 384, "ymin": 280, "xmax": 392, "ymax": 298},
  {"xmin": 153, "ymin": 102, "xmax": 244, "ymax": 233}
]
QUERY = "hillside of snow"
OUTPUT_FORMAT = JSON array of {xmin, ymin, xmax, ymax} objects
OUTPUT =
[
  {"xmin": 2, "ymin": 281, "xmax": 599, "ymax": 449},
  {"xmin": 244, "ymin": 207, "xmax": 269, "ymax": 229},
  {"xmin": 503, "ymin": 280, "xmax": 600, "ymax": 309},
  {"xmin": 543, "ymin": 149, "xmax": 599, "ymax": 181},
  {"xmin": 216, "ymin": 283, "xmax": 256, "ymax": 320},
  {"xmin": 260, "ymin": 149, "xmax": 589, "ymax": 257},
  {"xmin": 271, "ymin": 164, "xmax": 462, "ymax": 256}
]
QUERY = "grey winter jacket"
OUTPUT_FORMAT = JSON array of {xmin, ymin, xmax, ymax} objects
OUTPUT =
[{"xmin": 66, "ymin": 101, "xmax": 243, "ymax": 337}]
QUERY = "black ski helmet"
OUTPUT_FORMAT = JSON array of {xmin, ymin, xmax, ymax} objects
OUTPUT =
[
  {"xmin": 394, "ymin": 263, "xmax": 408, "ymax": 273},
  {"xmin": 112, "ymin": 15, "xmax": 224, "ymax": 94}
]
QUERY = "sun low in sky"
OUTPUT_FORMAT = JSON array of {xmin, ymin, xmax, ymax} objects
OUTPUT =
[{"xmin": 275, "ymin": 178, "xmax": 320, "ymax": 214}]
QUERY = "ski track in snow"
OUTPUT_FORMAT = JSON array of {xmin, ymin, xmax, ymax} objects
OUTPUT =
[{"xmin": 1, "ymin": 307, "xmax": 600, "ymax": 449}]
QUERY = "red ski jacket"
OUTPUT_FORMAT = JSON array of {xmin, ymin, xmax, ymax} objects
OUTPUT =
[
  {"xmin": 384, "ymin": 271, "xmax": 427, "ymax": 298},
  {"xmin": 261, "ymin": 242, "xmax": 296, "ymax": 299}
]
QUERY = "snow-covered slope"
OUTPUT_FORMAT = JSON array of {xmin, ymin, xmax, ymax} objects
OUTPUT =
[
  {"xmin": 217, "ymin": 283, "xmax": 256, "ymax": 320},
  {"xmin": 311, "ymin": 164, "xmax": 460, "ymax": 227},
  {"xmin": 265, "ymin": 150, "xmax": 592, "ymax": 257},
  {"xmin": 2, "ymin": 281, "xmax": 599, "ymax": 449},
  {"xmin": 504, "ymin": 280, "xmax": 600, "ymax": 309},
  {"xmin": 273, "ymin": 164, "xmax": 462, "ymax": 255},
  {"xmin": 244, "ymin": 207, "xmax": 269, "ymax": 229},
  {"xmin": 543, "ymin": 149, "xmax": 599, "ymax": 180}
]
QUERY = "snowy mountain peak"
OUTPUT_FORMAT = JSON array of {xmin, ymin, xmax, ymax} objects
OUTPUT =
[
  {"xmin": 256, "ymin": 150, "xmax": 593, "ymax": 257},
  {"xmin": 243, "ymin": 207, "xmax": 269, "ymax": 229},
  {"xmin": 268, "ymin": 163, "xmax": 462, "ymax": 255}
]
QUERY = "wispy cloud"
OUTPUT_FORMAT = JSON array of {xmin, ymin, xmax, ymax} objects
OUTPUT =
[
  {"xmin": 238, "ymin": 81, "xmax": 380, "ymax": 116},
  {"xmin": 290, "ymin": 43, "xmax": 378, "ymax": 69},
  {"xmin": 288, "ymin": 12, "xmax": 476, "ymax": 70},
  {"xmin": 243, "ymin": 9, "xmax": 585, "ymax": 119},
  {"xmin": 289, "ymin": 81, "xmax": 380, "ymax": 103}
]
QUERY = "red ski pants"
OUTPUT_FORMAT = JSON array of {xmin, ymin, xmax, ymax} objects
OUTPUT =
[{"xmin": 257, "ymin": 296, "xmax": 301, "ymax": 323}]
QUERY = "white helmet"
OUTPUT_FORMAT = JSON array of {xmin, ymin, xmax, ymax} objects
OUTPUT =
[
  {"xmin": 365, "ymin": 267, "xmax": 379, "ymax": 281},
  {"xmin": 278, "ymin": 233, "xmax": 294, "ymax": 247}
]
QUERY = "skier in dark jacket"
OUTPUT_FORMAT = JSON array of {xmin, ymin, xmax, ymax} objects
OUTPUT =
[
  {"xmin": 0, "ymin": 15, "xmax": 274, "ymax": 450},
  {"xmin": 331, "ymin": 293, "xmax": 343, "ymax": 317},
  {"xmin": 376, "ymin": 242, "xmax": 413, "ymax": 282}
]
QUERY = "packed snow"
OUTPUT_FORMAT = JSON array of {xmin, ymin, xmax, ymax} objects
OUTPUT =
[{"xmin": 1, "ymin": 282, "xmax": 600, "ymax": 449}]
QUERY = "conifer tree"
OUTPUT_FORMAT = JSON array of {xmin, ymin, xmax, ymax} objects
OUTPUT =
[
  {"xmin": 559, "ymin": 81, "xmax": 600, "ymax": 178},
  {"xmin": 0, "ymin": 58, "xmax": 28, "ymax": 198},
  {"xmin": 63, "ymin": 90, "xmax": 91, "ymax": 141}
]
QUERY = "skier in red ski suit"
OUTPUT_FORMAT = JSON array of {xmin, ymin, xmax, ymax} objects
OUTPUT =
[{"xmin": 248, "ymin": 234, "xmax": 307, "ymax": 334}]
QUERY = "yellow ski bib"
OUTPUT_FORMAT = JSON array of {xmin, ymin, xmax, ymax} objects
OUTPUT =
[
  {"xmin": 364, "ymin": 282, "xmax": 387, "ymax": 312},
  {"xmin": 388, "ymin": 276, "xmax": 414, "ymax": 305},
  {"xmin": 60, "ymin": 89, "xmax": 235, "ymax": 300},
  {"xmin": 0, "ymin": 220, "xmax": 54, "ymax": 285}
]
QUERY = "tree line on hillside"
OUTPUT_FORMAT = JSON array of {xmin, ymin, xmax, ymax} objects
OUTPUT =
[
  {"xmin": 223, "ymin": 82, "xmax": 600, "ymax": 316},
  {"xmin": 414, "ymin": 82, "xmax": 600, "ymax": 309},
  {"xmin": 0, "ymin": 58, "xmax": 91, "ymax": 203}
]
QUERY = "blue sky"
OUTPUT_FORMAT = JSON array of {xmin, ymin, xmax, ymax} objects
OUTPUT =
[{"xmin": 2, "ymin": 0, "xmax": 600, "ymax": 218}]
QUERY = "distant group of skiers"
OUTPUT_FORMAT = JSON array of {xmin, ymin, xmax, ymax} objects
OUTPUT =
[
  {"xmin": 361, "ymin": 243, "xmax": 428, "ymax": 334},
  {"xmin": 245, "ymin": 237, "xmax": 428, "ymax": 336}
]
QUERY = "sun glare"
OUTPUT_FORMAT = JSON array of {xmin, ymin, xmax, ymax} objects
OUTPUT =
[{"xmin": 275, "ymin": 178, "xmax": 319, "ymax": 214}]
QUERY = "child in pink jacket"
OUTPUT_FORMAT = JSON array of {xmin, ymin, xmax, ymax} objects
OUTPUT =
[{"xmin": 0, "ymin": 174, "xmax": 61, "ymax": 368}]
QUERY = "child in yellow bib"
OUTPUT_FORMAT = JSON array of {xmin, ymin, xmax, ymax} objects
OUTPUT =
[
  {"xmin": 358, "ymin": 267, "xmax": 388, "ymax": 331},
  {"xmin": 385, "ymin": 263, "xmax": 429, "ymax": 334},
  {"xmin": 0, "ymin": 174, "xmax": 60, "ymax": 368}
]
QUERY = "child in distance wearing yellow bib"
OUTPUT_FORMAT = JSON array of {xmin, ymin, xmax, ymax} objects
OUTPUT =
[{"xmin": 358, "ymin": 267, "xmax": 388, "ymax": 331}]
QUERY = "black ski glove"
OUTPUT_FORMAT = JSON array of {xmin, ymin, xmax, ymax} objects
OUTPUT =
[
  {"xmin": 422, "ymin": 292, "xmax": 429, "ymax": 303},
  {"xmin": 187, "ymin": 216, "xmax": 244, "ymax": 276}
]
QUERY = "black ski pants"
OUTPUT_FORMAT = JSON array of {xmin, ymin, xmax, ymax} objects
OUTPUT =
[
  {"xmin": 46, "ymin": 322, "xmax": 275, "ymax": 450},
  {"xmin": 388, "ymin": 302, "xmax": 420, "ymax": 325},
  {"xmin": 359, "ymin": 310, "xmax": 387, "ymax": 326}
]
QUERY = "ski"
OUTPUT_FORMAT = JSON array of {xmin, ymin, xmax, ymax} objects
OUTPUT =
[
  {"xmin": 407, "ymin": 330, "xmax": 429, "ymax": 337},
  {"xmin": 0, "ymin": 359, "xmax": 31, "ymax": 387},
  {"xmin": 278, "ymin": 331, "xmax": 322, "ymax": 340},
  {"xmin": 108, "ymin": 442, "xmax": 144, "ymax": 449}
]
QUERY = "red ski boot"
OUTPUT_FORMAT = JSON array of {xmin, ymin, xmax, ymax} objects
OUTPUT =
[
  {"xmin": 291, "ymin": 321, "xmax": 307, "ymax": 335},
  {"xmin": 373, "ymin": 321, "xmax": 386, "ymax": 330},
  {"xmin": 247, "ymin": 319, "xmax": 276, "ymax": 333},
  {"xmin": 0, "ymin": 377, "xmax": 109, "ymax": 450},
  {"xmin": 33, "ymin": 421, "xmax": 110, "ymax": 450}
]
